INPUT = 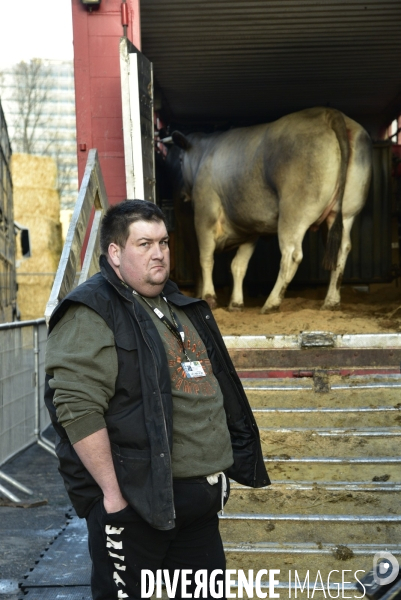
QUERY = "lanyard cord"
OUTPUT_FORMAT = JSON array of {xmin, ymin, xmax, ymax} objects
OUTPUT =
[{"xmin": 132, "ymin": 291, "xmax": 191, "ymax": 361}]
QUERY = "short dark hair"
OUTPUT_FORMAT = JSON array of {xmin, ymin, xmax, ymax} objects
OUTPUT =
[{"xmin": 100, "ymin": 199, "xmax": 167, "ymax": 255}]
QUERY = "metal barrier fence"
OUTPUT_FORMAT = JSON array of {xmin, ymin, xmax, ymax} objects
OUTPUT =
[{"xmin": 0, "ymin": 318, "xmax": 55, "ymax": 501}]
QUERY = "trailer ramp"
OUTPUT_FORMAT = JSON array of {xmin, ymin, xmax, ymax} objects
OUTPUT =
[
  {"xmin": 221, "ymin": 333, "xmax": 401, "ymax": 597},
  {"xmin": 45, "ymin": 148, "xmax": 109, "ymax": 325},
  {"xmin": 18, "ymin": 332, "xmax": 401, "ymax": 598}
]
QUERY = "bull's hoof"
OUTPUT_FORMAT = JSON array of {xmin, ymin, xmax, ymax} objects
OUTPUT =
[
  {"xmin": 260, "ymin": 305, "xmax": 280, "ymax": 314},
  {"xmin": 228, "ymin": 303, "xmax": 244, "ymax": 312},
  {"xmin": 204, "ymin": 294, "xmax": 218, "ymax": 310},
  {"xmin": 321, "ymin": 302, "xmax": 341, "ymax": 311}
]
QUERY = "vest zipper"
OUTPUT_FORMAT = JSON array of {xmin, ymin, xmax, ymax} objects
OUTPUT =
[{"xmin": 131, "ymin": 300, "xmax": 176, "ymax": 521}]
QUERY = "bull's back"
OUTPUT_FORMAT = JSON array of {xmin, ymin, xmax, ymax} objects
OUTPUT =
[
  {"xmin": 261, "ymin": 108, "xmax": 355, "ymax": 207},
  {"xmin": 202, "ymin": 124, "xmax": 280, "ymax": 235},
  {"xmin": 193, "ymin": 108, "xmax": 370, "ymax": 236}
]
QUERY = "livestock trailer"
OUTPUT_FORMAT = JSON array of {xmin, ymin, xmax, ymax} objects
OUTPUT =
[
  {"xmin": 71, "ymin": 0, "xmax": 401, "ymax": 293},
  {"xmin": 0, "ymin": 101, "xmax": 31, "ymax": 323},
  {"xmin": 0, "ymin": 101, "xmax": 17, "ymax": 322},
  {"xmin": 38, "ymin": 4, "xmax": 401, "ymax": 599}
]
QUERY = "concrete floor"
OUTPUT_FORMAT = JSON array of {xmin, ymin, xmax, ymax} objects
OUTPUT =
[{"xmin": 0, "ymin": 429, "xmax": 73, "ymax": 599}]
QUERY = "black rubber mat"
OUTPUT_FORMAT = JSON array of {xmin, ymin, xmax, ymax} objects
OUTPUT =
[
  {"xmin": 23, "ymin": 587, "xmax": 91, "ymax": 599},
  {"xmin": 21, "ymin": 517, "xmax": 91, "ymax": 588}
]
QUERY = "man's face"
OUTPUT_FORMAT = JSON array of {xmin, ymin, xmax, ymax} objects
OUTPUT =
[{"xmin": 107, "ymin": 219, "xmax": 170, "ymax": 297}]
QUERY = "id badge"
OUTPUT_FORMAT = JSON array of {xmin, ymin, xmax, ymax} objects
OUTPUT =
[{"xmin": 182, "ymin": 361, "xmax": 206, "ymax": 378}]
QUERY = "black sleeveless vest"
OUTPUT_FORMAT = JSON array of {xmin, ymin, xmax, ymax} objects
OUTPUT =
[{"xmin": 45, "ymin": 257, "xmax": 269, "ymax": 529}]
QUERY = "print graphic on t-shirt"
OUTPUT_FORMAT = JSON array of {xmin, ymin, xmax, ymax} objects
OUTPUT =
[{"xmin": 163, "ymin": 323, "xmax": 218, "ymax": 395}]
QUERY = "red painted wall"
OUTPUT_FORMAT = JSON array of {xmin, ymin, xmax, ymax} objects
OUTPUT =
[{"xmin": 71, "ymin": 0, "xmax": 141, "ymax": 206}]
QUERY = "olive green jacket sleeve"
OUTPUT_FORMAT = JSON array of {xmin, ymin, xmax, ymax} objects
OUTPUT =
[{"xmin": 45, "ymin": 304, "xmax": 118, "ymax": 445}]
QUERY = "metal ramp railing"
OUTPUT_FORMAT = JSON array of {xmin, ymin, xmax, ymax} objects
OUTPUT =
[
  {"xmin": 40, "ymin": 149, "xmax": 109, "ymax": 460},
  {"xmin": 45, "ymin": 148, "xmax": 109, "ymax": 324}
]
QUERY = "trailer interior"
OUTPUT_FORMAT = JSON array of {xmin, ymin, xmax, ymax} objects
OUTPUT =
[
  {"xmin": 138, "ymin": 0, "xmax": 401, "ymax": 290},
  {"xmin": 141, "ymin": 1, "xmax": 401, "ymax": 133}
]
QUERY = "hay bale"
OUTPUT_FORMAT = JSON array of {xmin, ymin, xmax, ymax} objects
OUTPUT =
[
  {"xmin": 11, "ymin": 154, "xmax": 57, "ymax": 190},
  {"xmin": 13, "ymin": 186, "xmax": 60, "ymax": 223},
  {"xmin": 11, "ymin": 154, "xmax": 62, "ymax": 321},
  {"xmin": 60, "ymin": 209, "xmax": 73, "ymax": 244}
]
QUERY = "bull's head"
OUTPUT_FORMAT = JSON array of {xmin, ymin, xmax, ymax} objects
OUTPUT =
[{"xmin": 172, "ymin": 131, "xmax": 192, "ymax": 152}]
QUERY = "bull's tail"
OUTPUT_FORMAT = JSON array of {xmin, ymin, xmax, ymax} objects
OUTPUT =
[
  {"xmin": 322, "ymin": 211, "xmax": 343, "ymax": 270},
  {"xmin": 322, "ymin": 109, "xmax": 349, "ymax": 271}
]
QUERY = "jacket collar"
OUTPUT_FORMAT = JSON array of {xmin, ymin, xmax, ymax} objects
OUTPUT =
[{"xmin": 99, "ymin": 254, "xmax": 201, "ymax": 307}]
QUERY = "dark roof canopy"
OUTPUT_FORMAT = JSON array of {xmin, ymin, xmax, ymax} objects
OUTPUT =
[{"xmin": 140, "ymin": 0, "xmax": 401, "ymax": 134}]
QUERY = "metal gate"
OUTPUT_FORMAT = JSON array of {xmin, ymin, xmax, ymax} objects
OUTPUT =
[{"xmin": 0, "ymin": 318, "xmax": 50, "ymax": 501}]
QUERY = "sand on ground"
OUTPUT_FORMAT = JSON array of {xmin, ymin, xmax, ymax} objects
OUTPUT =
[{"xmin": 203, "ymin": 283, "xmax": 401, "ymax": 336}]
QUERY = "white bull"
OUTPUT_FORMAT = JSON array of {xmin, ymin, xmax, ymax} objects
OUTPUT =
[{"xmin": 171, "ymin": 107, "xmax": 372, "ymax": 313}]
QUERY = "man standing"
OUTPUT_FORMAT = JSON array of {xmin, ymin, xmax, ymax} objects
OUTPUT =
[{"xmin": 45, "ymin": 200, "xmax": 269, "ymax": 600}]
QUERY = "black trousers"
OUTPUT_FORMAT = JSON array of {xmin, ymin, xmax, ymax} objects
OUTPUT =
[{"xmin": 86, "ymin": 477, "xmax": 229, "ymax": 600}]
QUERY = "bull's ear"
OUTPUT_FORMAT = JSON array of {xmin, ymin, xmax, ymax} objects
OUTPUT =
[{"xmin": 172, "ymin": 131, "xmax": 191, "ymax": 151}]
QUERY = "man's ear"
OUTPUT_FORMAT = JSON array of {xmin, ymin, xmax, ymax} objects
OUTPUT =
[{"xmin": 108, "ymin": 243, "xmax": 121, "ymax": 267}]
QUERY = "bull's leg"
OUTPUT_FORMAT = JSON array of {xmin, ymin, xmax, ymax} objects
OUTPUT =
[
  {"xmin": 229, "ymin": 241, "xmax": 257, "ymax": 311},
  {"xmin": 322, "ymin": 216, "xmax": 354, "ymax": 309},
  {"xmin": 199, "ymin": 235, "xmax": 218, "ymax": 309},
  {"xmin": 261, "ymin": 225, "xmax": 307, "ymax": 314}
]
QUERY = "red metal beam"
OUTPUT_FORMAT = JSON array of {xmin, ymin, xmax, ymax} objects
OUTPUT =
[{"xmin": 71, "ymin": 0, "xmax": 141, "ymax": 206}]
